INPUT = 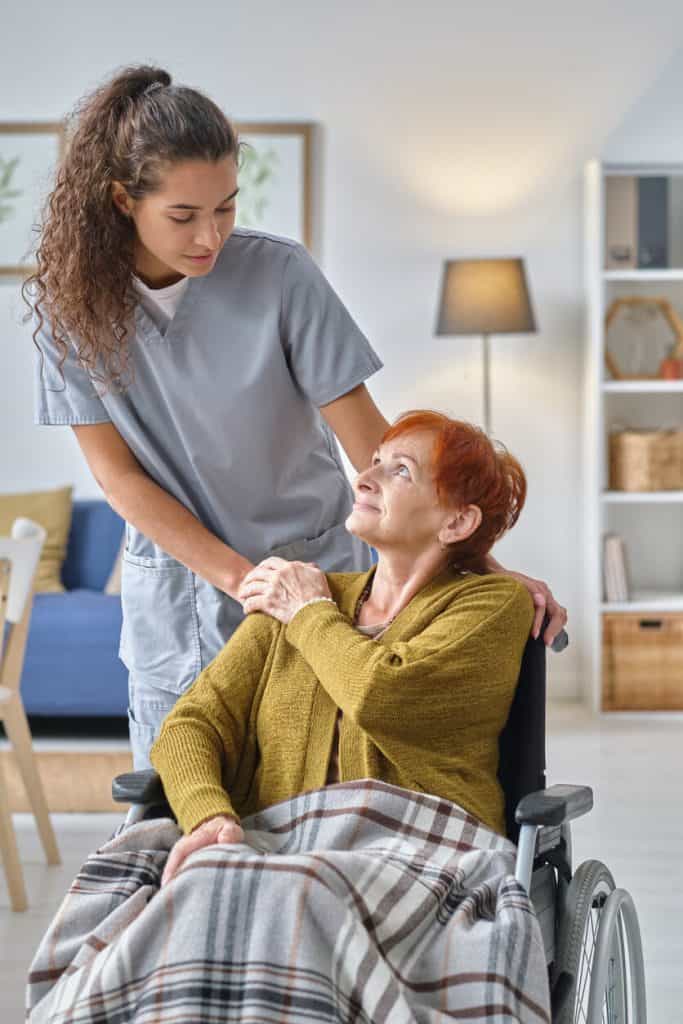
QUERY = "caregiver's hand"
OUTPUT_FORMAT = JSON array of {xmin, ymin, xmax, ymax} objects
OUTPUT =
[
  {"xmin": 485, "ymin": 555, "xmax": 568, "ymax": 647},
  {"xmin": 239, "ymin": 557, "xmax": 333, "ymax": 624},
  {"xmin": 161, "ymin": 815, "xmax": 245, "ymax": 887}
]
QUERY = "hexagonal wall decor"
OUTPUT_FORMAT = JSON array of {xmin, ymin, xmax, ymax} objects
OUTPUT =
[{"xmin": 604, "ymin": 296, "xmax": 683, "ymax": 380}]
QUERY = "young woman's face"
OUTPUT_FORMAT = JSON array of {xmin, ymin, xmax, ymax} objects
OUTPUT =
[
  {"xmin": 346, "ymin": 430, "xmax": 470, "ymax": 559},
  {"xmin": 118, "ymin": 157, "xmax": 239, "ymax": 285}
]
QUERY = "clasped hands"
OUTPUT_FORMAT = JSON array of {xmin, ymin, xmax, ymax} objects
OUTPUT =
[{"xmin": 238, "ymin": 557, "xmax": 333, "ymax": 624}]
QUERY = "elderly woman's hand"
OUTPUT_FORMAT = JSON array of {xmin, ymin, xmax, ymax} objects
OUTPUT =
[
  {"xmin": 485, "ymin": 555, "xmax": 567, "ymax": 647},
  {"xmin": 238, "ymin": 557, "xmax": 333, "ymax": 624},
  {"xmin": 161, "ymin": 815, "xmax": 244, "ymax": 887}
]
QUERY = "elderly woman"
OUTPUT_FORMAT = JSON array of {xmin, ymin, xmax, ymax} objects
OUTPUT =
[{"xmin": 153, "ymin": 411, "xmax": 542, "ymax": 886}]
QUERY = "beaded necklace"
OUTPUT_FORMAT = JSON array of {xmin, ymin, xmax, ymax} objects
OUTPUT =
[{"xmin": 353, "ymin": 578, "xmax": 395, "ymax": 633}]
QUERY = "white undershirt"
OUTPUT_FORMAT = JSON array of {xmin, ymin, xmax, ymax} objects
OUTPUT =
[{"xmin": 133, "ymin": 274, "xmax": 189, "ymax": 335}]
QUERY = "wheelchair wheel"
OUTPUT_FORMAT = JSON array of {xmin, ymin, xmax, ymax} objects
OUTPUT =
[{"xmin": 554, "ymin": 859, "xmax": 633, "ymax": 1024}]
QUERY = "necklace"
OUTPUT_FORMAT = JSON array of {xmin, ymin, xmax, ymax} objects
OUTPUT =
[{"xmin": 353, "ymin": 578, "xmax": 396, "ymax": 630}]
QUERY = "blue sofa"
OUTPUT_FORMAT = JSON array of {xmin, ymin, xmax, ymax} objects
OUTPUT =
[{"xmin": 21, "ymin": 500, "xmax": 128, "ymax": 717}]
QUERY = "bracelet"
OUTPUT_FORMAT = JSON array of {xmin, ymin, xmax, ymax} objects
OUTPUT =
[{"xmin": 293, "ymin": 596, "xmax": 336, "ymax": 618}]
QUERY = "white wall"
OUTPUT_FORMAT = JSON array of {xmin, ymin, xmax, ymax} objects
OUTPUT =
[
  {"xmin": 4, "ymin": 2, "xmax": 683, "ymax": 699},
  {"xmin": 603, "ymin": 48, "xmax": 683, "ymax": 163}
]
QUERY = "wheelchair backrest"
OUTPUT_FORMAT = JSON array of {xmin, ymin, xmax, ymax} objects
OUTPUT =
[{"xmin": 497, "ymin": 634, "xmax": 547, "ymax": 843}]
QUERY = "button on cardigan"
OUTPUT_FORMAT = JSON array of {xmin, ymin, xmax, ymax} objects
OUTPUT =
[{"xmin": 150, "ymin": 567, "xmax": 534, "ymax": 836}]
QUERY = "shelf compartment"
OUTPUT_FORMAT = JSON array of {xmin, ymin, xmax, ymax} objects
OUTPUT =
[
  {"xmin": 603, "ymin": 503, "xmax": 683, "ymax": 605},
  {"xmin": 602, "ymin": 612, "xmax": 683, "ymax": 710}
]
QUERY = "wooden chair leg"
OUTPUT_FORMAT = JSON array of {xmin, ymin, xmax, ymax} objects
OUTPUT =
[
  {"xmin": 0, "ymin": 758, "xmax": 27, "ymax": 911},
  {"xmin": 3, "ymin": 699, "xmax": 60, "ymax": 866}
]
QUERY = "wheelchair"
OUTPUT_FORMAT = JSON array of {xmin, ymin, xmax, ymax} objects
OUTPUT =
[{"xmin": 113, "ymin": 630, "xmax": 647, "ymax": 1024}]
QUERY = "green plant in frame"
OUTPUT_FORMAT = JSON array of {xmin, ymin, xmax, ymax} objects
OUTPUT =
[
  {"xmin": 236, "ymin": 143, "xmax": 279, "ymax": 228},
  {"xmin": 0, "ymin": 154, "xmax": 22, "ymax": 225}
]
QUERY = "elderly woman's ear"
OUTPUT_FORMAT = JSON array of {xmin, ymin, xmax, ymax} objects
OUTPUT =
[{"xmin": 438, "ymin": 505, "xmax": 482, "ymax": 548}]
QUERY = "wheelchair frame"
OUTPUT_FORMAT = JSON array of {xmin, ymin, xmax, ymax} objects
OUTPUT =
[{"xmin": 113, "ymin": 632, "xmax": 647, "ymax": 1023}]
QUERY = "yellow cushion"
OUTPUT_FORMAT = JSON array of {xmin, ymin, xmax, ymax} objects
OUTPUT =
[{"xmin": 0, "ymin": 486, "xmax": 73, "ymax": 593}]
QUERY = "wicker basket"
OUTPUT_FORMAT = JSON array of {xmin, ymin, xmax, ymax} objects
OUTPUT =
[
  {"xmin": 602, "ymin": 613, "xmax": 683, "ymax": 709},
  {"xmin": 609, "ymin": 429, "xmax": 683, "ymax": 491}
]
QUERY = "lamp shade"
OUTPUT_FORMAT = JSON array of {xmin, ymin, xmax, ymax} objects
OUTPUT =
[{"xmin": 435, "ymin": 258, "xmax": 537, "ymax": 335}]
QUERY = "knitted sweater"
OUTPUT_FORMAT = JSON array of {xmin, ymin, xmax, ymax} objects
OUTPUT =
[{"xmin": 150, "ymin": 567, "xmax": 534, "ymax": 836}]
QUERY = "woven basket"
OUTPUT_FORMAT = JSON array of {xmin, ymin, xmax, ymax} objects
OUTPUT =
[
  {"xmin": 609, "ymin": 429, "xmax": 683, "ymax": 491},
  {"xmin": 602, "ymin": 613, "xmax": 683, "ymax": 709}
]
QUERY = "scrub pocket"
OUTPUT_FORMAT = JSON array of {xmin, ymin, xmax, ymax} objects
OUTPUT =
[
  {"xmin": 119, "ymin": 550, "xmax": 202, "ymax": 696},
  {"xmin": 127, "ymin": 674, "xmax": 178, "ymax": 771},
  {"xmin": 268, "ymin": 521, "xmax": 372, "ymax": 572}
]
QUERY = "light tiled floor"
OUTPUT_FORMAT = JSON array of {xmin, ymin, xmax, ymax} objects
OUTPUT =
[{"xmin": 0, "ymin": 703, "xmax": 680, "ymax": 1021}]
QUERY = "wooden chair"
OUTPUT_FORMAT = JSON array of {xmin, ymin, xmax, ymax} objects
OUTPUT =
[{"xmin": 0, "ymin": 518, "xmax": 60, "ymax": 911}]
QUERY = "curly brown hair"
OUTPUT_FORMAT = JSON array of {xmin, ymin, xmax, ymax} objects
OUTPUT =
[{"xmin": 23, "ymin": 65, "xmax": 239, "ymax": 390}]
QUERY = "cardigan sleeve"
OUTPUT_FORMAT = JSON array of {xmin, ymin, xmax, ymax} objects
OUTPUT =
[
  {"xmin": 150, "ymin": 612, "xmax": 279, "ymax": 834},
  {"xmin": 285, "ymin": 575, "xmax": 534, "ymax": 753}
]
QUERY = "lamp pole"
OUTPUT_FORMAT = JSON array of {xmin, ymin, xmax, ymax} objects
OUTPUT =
[{"xmin": 482, "ymin": 333, "xmax": 491, "ymax": 435}]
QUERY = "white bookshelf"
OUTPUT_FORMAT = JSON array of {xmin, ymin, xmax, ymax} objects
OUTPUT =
[{"xmin": 584, "ymin": 160, "xmax": 683, "ymax": 711}]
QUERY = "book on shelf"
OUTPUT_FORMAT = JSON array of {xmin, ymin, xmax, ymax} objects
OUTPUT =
[
  {"xmin": 604, "ymin": 175, "xmax": 683, "ymax": 269},
  {"xmin": 605, "ymin": 176, "xmax": 637, "ymax": 269},
  {"xmin": 603, "ymin": 533, "xmax": 631, "ymax": 603},
  {"xmin": 637, "ymin": 177, "xmax": 668, "ymax": 268}
]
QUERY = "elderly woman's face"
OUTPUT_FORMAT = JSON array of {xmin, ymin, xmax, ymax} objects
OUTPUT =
[{"xmin": 346, "ymin": 430, "xmax": 453, "ymax": 556}]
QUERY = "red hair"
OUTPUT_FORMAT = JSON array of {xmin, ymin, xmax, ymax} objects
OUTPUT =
[{"xmin": 381, "ymin": 411, "xmax": 527, "ymax": 572}]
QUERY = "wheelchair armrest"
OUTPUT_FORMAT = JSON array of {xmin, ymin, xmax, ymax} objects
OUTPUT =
[
  {"xmin": 515, "ymin": 784, "xmax": 593, "ymax": 827},
  {"xmin": 112, "ymin": 768, "xmax": 167, "ymax": 806}
]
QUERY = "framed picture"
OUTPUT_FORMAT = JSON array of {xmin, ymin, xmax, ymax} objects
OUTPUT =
[
  {"xmin": 235, "ymin": 122, "xmax": 313, "ymax": 250},
  {"xmin": 0, "ymin": 122, "xmax": 66, "ymax": 277},
  {"xmin": 0, "ymin": 121, "xmax": 312, "ymax": 273}
]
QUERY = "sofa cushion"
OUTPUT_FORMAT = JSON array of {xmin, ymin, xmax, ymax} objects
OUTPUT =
[
  {"xmin": 0, "ymin": 485, "xmax": 73, "ymax": 593},
  {"xmin": 62, "ymin": 501, "xmax": 125, "ymax": 592},
  {"xmin": 21, "ymin": 591, "xmax": 128, "ymax": 717},
  {"xmin": 104, "ymin": 536, "xmax": 125, "ymax": 595}
]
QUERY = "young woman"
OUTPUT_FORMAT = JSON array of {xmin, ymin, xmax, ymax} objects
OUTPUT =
[{"xmin": 27, "ymin": 65, "xmax": 567, "ymax": 770}]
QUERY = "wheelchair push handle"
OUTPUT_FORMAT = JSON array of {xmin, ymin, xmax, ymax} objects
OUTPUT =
[
  {"xmin": 550, "ymin": 628, "xmax": 569, "ymax": 653},
  {"xmin": 539, "ymin": 611, "xmax": 569, "ymax": 653}
]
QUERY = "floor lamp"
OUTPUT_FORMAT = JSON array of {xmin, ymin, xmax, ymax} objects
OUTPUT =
[{"xmin": 435, "ymin": 258, "xmax": 537, "ymax": 435}]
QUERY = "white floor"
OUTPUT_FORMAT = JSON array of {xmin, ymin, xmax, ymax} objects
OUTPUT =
[{"xmin": 0, "ymin": 703, "xmax": 681, "ymax": 1021}]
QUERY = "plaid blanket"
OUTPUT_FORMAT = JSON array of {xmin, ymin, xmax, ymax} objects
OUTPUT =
[{"xmin": 27, "ymin": 780, "xmax": 550, "ymax": 1023}]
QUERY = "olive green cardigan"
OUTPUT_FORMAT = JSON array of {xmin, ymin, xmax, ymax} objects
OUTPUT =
[{"xmin": 151, "ymin": 567, "xmax": 534, "ymax": 836}]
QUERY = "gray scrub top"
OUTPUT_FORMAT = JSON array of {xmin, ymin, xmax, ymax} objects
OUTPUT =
[{"xmin": 34, "ymin": 229, "xmax": 383, "ymax": 694}]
